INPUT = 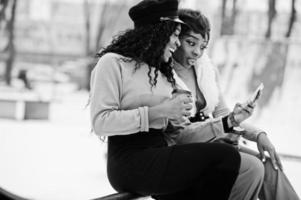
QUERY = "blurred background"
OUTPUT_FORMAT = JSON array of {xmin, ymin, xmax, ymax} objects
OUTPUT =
[{"xmin": 0, "ymin": 0, "xmax": 300, "ymax": 199}]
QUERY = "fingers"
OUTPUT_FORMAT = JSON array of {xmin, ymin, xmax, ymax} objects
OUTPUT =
[
  {"xmin": 173, "ymin": 95, "xmax": 192, "ymax": 105},
  {"xmin": 182, "ymin": 110, "xmax": 191, "ymax": 117},
  {"xmin": 182, "ymin": 95, "xmax": 193, "ymax": 104},
  {"xmin": 176, "ymin": 95, "xmax": 193, "ymax": 112},
  {"xmin": 241, "ymin": 103, "xmax": 254, "ymax": 114},
  {"xmin": 258, "ymin": 145, "xmax": 266, "ymax": 162},
  {"xmin": 234, "ymin": 103, "xmax": 242, "ymax": 111},
  {"xmin": 247, "ymin": 102, "xmax": 256, "ymax": 109},
  {"xmin": 268, "ymin": 148, "xmax": 279, "ymax": 170},
  {"xmin": 235, "ymin": 103, "xmax": 242, "ymax": 107},
  {"xmin": 236, "ymin": 102, "xmax": 254, "ymax": 108},
  {"xmin": 275, "ymin": 152, "xmax": 284, "ymax": 171},
  {"xmin": 243, "ymin": 106, "xmax": 253, "ymax": 114},
  {"xmin": 184, "ymin": 103, "xmax": 192, "ymax": 110},
  {"xmin": 234, "ymin": 102, "xmax": 255, "ymax": 114},
  {"xmin": 233, "ymin": 103, "xmax": 245, "ymax": 114},
  {"xmin": 257, "ymin": 135, "xmax": 283, "ymax": 171},
  {"xmin": 178, "ymin": 116, "xmax": 187, "ymax": 123}
]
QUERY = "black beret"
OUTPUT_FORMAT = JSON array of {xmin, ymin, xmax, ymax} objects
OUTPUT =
[{"xmin": 129, "ymin": 0, "xmax": 184, "ymax": 27}]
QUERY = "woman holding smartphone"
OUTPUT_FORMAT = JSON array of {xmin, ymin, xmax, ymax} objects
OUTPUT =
[{"xmin": 167, "ymin": 8, "xmax": 299, "ymax": 200}]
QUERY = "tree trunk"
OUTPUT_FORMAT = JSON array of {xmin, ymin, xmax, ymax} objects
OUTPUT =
[
  {"xmin": 84, "ymin": 0, "xmax": 92, "ymax": 90},
  {"xmin": 84, "ymin": 0, "xmax": 91, "ymax": 55},
  {"xmin": 95, "ymin": 0, "xmax": 109, "ymax": 52},
  {"xmin": 229, "ymin": 0, "xmax": 238, "ymax": 35},
  {"xmin": 220, "ymin": 0, "xmax": 238, "ymax": 36},
  {"xmin": 285, "ymin": 0, "xmax": 296, "ymax": 38},
  {"xmin": 85, "ymin": 1, "xmax": 127, "ymax": 90},
  {"xmin": 265, "ymin": 0, "xmax": 276, "ymax": 38},
  {"xmin": 5, "ymin": 0, "xmax": 17, "ymax": 86},
  {"xmin": 0, "ymin": 0, "xmax": 9, "ymax": 22},
  {"xmin": 220, "ymin": 0, "xmax": 228, "ymax": 35}
]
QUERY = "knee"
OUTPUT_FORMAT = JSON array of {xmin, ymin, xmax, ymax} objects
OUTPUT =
[
  {"xmin": 244, "ymin": 156, "xmax": 265, "ymax": 183},
  {"xmin": 217, "ymin": 144, "xmax": 241, "ymax": 173}
]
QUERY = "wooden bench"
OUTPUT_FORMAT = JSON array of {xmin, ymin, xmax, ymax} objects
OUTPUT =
[
  {"xmin": 0, "ymin": 187, "xmax": 151, "ymax": 200},
  {"xmin": 0, "ymin": 99, "xmax": 18, "ymax": 119},
  {"xmin": 0, "ymin": 98, "xmax": 50, "ymax": 120},
  {"xmin": 23, "ymin": 100, "xmax": 50, "ymax": 120},
  {"xmin": 92, "ymin": 192, "xmax": 150, "ymax": 200}
]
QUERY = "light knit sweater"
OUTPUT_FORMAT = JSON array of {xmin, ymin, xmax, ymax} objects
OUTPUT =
[{"xmin": 90, "ymin": 53, "xmax": 173, "ymax": 136}]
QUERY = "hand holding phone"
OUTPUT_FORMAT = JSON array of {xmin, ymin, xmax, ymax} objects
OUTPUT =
[
  {"xmin": 231, "ymin": 83, "xmax": 264, "ymax": 126},
  {"xmin": 247, "ymin": 83, "xmax": 264, "ymax": 105}
]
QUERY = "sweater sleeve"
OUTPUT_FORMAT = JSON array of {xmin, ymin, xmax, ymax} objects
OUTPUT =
[{"xmin": 90, "ymin": 54, "xmax": 149, "ymax": 136}]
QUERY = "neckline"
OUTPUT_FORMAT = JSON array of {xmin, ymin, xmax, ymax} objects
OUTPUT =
[
  {"xmin": 173, "ymin": 60, "xmax": 207, "ymax": 111},
  {"xmin": 173, "ymin": 59, "xmax": 193, "ymax": 71}
]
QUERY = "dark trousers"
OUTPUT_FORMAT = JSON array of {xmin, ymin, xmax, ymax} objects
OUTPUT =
[{"xmin": 107, "ymin": 130, "xmax": 241, "ymax": 200}]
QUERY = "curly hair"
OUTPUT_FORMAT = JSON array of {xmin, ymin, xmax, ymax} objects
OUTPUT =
[{"xmin": 97, "ymin": 21, "xmax": 178, "ymax": 88}]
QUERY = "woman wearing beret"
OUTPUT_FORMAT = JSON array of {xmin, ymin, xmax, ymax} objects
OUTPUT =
[
  {"xmin": 90, "ymin": 0, "xmax": 245, "ymax": 199},
  {"xmin": 167, "ymin": 8, "xmax": 300, "ymax": 200}
]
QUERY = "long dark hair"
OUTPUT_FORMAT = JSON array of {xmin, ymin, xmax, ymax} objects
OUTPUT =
[{"xmin": 97, "ymin": 21, "xmax": 178, "ymax": 88}]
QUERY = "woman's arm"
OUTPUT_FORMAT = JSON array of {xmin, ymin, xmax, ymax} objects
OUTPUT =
[
  {"xmin": 90, "ymin": 54, "xmax": 151, "ymax": 136},
  {"xmin": 90, "ymin": 53, "xmax": 191, "ymax": 137}
]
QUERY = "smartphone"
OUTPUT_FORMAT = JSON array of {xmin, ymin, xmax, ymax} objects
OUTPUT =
[{"xmin": 248, "ymin": 83, "xmax": 264, "ymax": 104}]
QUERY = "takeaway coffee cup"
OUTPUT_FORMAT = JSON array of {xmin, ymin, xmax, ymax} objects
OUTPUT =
[{"xmin": 170, "ymin": 88, "xmax": 194, "ymax": 126}]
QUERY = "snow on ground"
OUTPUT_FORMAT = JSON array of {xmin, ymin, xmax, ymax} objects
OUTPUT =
[
  {"xmin": 0, "ymin": 86, "xmax": 300, "ymax": 199},
  {"xmin": 0, "ymin": 88, "xmax": 115, "ymax": 200}
]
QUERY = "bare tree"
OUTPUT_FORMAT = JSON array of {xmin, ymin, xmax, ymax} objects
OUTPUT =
[
  {"xmin": 220, "ymin": 0, "xmax": 228, "ymax": 35},
  {"xmin": 83, "ymin": 0, "xmax": 128, "ymax": 90},
  {"xmin": 1, "ymin": 0, "xmax": 17, "ymax": 85},
  {"xmin": 229, "ymin": 0, "xmax": 238, "ymax": 35},
  {"xmin": 94, "ymin": 0, "xmax": 110, "ymax": 53},
  {"xmin": 84, "ymin": 0, "xmax": 91, "ymax": 56},
  {"xmin": 0, "ymin": 0, "xmax": 9, "ymax": 23},
  {"xmin": 265, "ymin": 0, "xmax": 277, "ymax": 38},
  {"xmin": 83, "ymin": 0, "xmax": 127, "ymax": 55},
  {"xmin": 220, "ymin": 0, "xmax": 238, "ymax": 36},
  {"xmin": 94, "ymin": 0, "xmax": 127, "ymax": 52},
  {"xmin": 285, "ymin": 0, "xmax": 297, "ymax": 37}
]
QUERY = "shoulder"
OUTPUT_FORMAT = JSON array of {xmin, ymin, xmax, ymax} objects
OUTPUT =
[
  {"xmin": 95, "ymin": 53, "xmax": 128, "ymax": 69},
  {"xmin": 92, "ymin": 53, "xmax": 124, "ymax": 78},
  {"xmin": 93, "ymin": 53, "xmax": 140, "ymax": 80},
  {"xmin": 98, "ymin": 52, "xmax": 137, "ymax": 67},
  {"xmin": 98, "ymin": 52, "xmax": 125, "ymax": 63}
]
